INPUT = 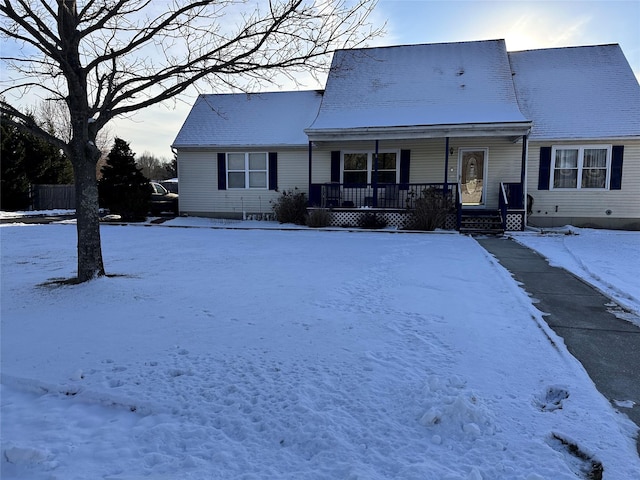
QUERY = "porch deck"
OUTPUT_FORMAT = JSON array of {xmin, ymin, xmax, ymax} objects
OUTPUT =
[{"xmin": 307, "ymin": 182, "xmax": 525, "ymax": 232}]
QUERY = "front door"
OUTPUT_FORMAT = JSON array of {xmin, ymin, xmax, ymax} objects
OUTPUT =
[{"xmin": 459, "ymin": 149, "xmax": 487, "ymax": 206}]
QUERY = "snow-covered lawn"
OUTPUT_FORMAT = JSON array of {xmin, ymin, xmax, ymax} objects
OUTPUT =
[
  {"xmin": 512, "ymin": 228, "xmax": 640, "ymax": 321},
  {"xmin": 1, "ymin": 220, "xmax": 639, "ymax": 479}
]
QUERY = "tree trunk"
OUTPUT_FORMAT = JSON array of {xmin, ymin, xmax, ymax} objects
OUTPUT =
[{"xmin": 72, "ymin": 142, "xmax": 105, "ymax": 281}]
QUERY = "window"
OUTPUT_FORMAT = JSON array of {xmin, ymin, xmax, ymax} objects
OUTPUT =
[
  {"xmin": 227, "ymin": 153, "xmax": 268, "ymax": 189},
  {"xmin": 342, "ymin": 152, "xmax": 398, "ymax": 184},
  {"xmin": 551, "ymin": 146, "xmax": 611, "ymax": 189}
]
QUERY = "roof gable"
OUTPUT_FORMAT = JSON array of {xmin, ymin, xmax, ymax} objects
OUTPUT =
[
  {"xmin": 509, "ymin": 44, "xmax": 640, "ymax": 140},
  {"xmin": 307, "ymin": 39, "xmax": 529, "ymax": 134},
  {"xmin": 172, "ymin": 90, "xmax": 323, "ymax": 148}
]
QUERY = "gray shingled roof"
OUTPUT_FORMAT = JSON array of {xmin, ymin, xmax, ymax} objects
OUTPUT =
[
  {"xmin": 306, "ymin": 39, "xmax": 530, "ymax": 134},
  {"xmin": 509, "ymin": 44, "xmax": 640, "ymax": 140},
  {"xmin": 172, "ymin": 90, "xmax": 323, "ymax": 148},
  {"xmin": 173, "ymin": 42, "xmax": 639, "ymax": 147}
]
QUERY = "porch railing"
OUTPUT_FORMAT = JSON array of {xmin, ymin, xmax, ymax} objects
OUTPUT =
[
  {"xmin": 456, "ymin": 181, "xmax": 462, "ymax": 230},
  {"xmin": 499, "ymin": 182, "xmax": 525, "ymax": 231},
  {"xmin": 309, "ymin": 183, "xmax": 459, "ymax": 210}
]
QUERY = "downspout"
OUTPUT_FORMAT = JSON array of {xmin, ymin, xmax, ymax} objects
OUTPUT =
[
  {"xmin": 521, "ymin": 134, "xmax": 529, "ymax": 228},
  {"xmin": 444, "ymin": 137, "xmax": 450, "ymax": 195},
  {"xmin": 373, "ymin": 139, "xmax": 379, "ymax": 207},
  {"xmin": 308, "ymin": 141, "xmax": 313, "ymax": 206}
]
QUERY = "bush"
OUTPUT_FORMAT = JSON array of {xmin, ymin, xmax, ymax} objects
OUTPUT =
[
  {"xmin": 358, "ymin": 212, "xmax": 388, "ymax": 229},
  {"xmin": 98, "ymin": 138, "xmax": 151, "ymax": 222},
  {"xmin": 306, "ymin": 208, "xmax": 331, "ymax": 228},
  {"xmin": 272, "ymin": 188, "xmax": 308, "ymax": 225},
  {"xmin": 407, "ymin": 187, "xmax": 454, "ymax": 231}
]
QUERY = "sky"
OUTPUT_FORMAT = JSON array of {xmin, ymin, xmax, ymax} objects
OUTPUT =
[
  {"xmin": 115, "ymin": 0, "xmax": 640, "ymax": 160},
  {"xmin": 2, "ymin": 1, "xmax": 638, "ymax": 160}
]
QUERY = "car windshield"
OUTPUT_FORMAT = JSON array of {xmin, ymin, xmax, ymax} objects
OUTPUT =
[{"xmin": 153, "ymin": 183, "xmax": 168, "ymax": 194}]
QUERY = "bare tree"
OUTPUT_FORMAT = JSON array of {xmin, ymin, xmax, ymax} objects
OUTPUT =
[
  {"xmin": 137, "ymin": 151, "xmax": 171, "ymax": 180},
  {"xmin": 0, "ymin": 0, "xmax": 381, "ymax": 282},
  {"xmin": 38, "ymin": 100, "xmax": 112, "ymax": 155}
]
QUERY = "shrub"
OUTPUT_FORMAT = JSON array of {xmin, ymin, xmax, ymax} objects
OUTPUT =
[
  {"xmin": 98, "ymin": 138, "xmax": 151, "ymax": 222},
  {"xmin": 358, "ymin": 212, "xmax": 388, "ymax": 229},
  {"xmin": 306, "ymin": 208, "xmax": 331, "ymax": 228},
  {"xmin": 407, "ymin": 187, "xmax": 454, "ymax": 231},
  {"xmin": 272, "ymin": 188, "xmax": 308, "ymax": 225}
]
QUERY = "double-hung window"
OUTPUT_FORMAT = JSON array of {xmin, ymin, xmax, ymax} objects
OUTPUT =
[
  {"xmin": 227, "ymin": 153, "xmax": 268, "ymax": 189},
  {"xmin": 342, "ymin": 152, "xmax": 398, "ymax": 184},
  {"xmin": 551, "ymin": 145, "xmax": 611, "ymax": 190}
]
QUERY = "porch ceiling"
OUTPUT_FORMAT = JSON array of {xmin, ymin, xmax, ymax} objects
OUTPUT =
[{"xmin": 304, "ymin": 121, "xmax": 532, "ymax": 142}]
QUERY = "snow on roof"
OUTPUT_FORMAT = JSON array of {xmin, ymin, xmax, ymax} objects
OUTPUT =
[
  {"xmin": 509, "ymin": 44, "xmax": 640, "ymax": 140},
  {"xmin": 172, "ymin": 90, "xmax": 323, "ymax": 148},
  {"xmin": 307, "ymin": 40, "xmax": 529, "ymax": 133}
]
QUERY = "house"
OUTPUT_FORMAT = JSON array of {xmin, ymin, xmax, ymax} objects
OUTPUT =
[
  {"xmin": 173, "ymin": 90, "xmax": 322, "ymax": 219},
  {"xmin": 172, "ymin": 40, "xmax": 640, "ymax": 230},
  {"xmin": 509, "ymin": 44, "xmax": 639, "ymax": 229}
]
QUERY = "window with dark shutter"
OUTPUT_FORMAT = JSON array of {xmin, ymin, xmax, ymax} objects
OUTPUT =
[
  {"xmin": 268, "ymin": 152, "xmax": 278, "ymax": 190},
  {"xmin": 538, "ymin": 147, "xmax": 551, "ymax": 190},
  {"xmin": 400, "ymin": 150, "xmax": 411, "ymax": 189},
  {"xmin": 330, "ymin": 151, "xmax": 340, "ymax": 183},
  {"xmin": 610, "ymin": 146, "xmax": 624, "ymax": 190},
  {"xmin": 217, "ymin": 153, "xmax": 226, "ymax": 190}
]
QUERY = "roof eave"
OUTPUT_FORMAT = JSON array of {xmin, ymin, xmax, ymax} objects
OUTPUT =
[
  {"xmin": 528, "ymin": 134, "xmax": 640, "ymax": 142},
  {"xmin": 172, "ymin": 143, "xmax": 310, "ymax": 150},
  {"xmin": 305, "ymin": 122, "xmax": 533, "ymax": 142}
]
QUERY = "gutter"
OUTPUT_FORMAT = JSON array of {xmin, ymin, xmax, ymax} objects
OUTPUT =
[{"xmin": 305, "ymin": 122, "xmax": 533, "ymax": 142}]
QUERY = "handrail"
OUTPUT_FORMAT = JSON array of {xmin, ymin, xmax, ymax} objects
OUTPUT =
[
  {"xmin": 456, "ymin": 181, "xmax": 462, "ymax": 231},
  {"xmin": 499, "ymin": 182, "xmax": 509, "ymax": 231}
]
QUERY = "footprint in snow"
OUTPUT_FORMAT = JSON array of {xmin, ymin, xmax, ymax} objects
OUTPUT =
[{"xmin": 536, "ymin": 386, "xmax": 569, "ymax": 412}]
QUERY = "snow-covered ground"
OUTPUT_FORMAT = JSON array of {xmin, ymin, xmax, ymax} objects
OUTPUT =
[
  {"xmin": 512, "ymin": 227, "xmax": 640, "ymax": 322},
  {"xmin": 0, "ymin": 209, "xmax": 75, "ymax": 219},
  {"xmin": 1, "ymin": 217, "xmax": 639, "ymax": 479}
]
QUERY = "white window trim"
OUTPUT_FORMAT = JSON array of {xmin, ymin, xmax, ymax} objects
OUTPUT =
[
  {"xmin": 226, "ymin": 152, "xmax": 268, "ymax": 190},
  {"xmin": 550, "ymin": 145, "xmax": 612, "ymax": 190},
  {"xmin": 341, "ymin": 150, "xmax": 400, "ymax": 184}
]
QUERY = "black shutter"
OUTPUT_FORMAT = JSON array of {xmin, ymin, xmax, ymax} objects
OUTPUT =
[
  {"xmin": 400, "ymin": 149, "xmax": 411, "ymax": 189},
  {"xmin": 217, "ymin": 153, "xmax": 226, "ymax": 190},
  {"xmin": 538, "ymin": 146, "xmax": 552, "ymax": 190},
  {"xmin": 610, "ymin": 146, "xmax": 624, "ymax": 190},
  {"xmin": 268, "ymin": 152, "xmax": 278, "ymax": 190},
  {"xmin": 330, "ymin": 151, "xmax": 340, "ymax": 183}
]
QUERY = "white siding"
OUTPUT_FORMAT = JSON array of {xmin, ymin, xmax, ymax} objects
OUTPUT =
[
  {"xmin": 527, "ymin": 140, "xmax": 640, "ymax": 228},
  {"xmin": 178, "ymin": 148, "xmax": 309, "ymax": 217},
  {"xmin": 312, "ymin": 137, "xmax": 524, "ymax": 209},
  {"xmin": 179, "ymin": 136, "xmax": 531, "ymax": 216}
]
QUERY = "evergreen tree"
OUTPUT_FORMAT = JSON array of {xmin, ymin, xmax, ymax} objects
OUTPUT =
[
  {"xmin": 98, "ymin": 138, "xmax": 151, "ymax": 221},
  {"xmin": 1, "ymin": 115, "xmax": 30, "ymax": 210},
  {"xmin": 0, "ymin": 113, "xmax": 73, "ymax": 210},
  {"xmin": 165, "ymin": 157, "xmax": 178, "ymax": 178}
]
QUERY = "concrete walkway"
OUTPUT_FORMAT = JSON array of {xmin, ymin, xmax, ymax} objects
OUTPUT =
[{"xmin": 477, "ymin": 236, "xmax": 640, "ymax": 455}]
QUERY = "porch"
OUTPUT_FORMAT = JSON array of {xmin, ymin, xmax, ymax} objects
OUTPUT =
[{"xmin": 307, "ymin": 181, "xmax": 526, "ymax": 232}]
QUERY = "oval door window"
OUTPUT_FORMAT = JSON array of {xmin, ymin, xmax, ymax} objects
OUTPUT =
[{"xmin": 465, "ymin": 156, "xmax": 478, "ymax": 193}]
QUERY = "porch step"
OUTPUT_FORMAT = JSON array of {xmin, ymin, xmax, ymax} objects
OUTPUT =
[{"xmin": 459, "ymin": 210, "xmax": 504, "ymax": 235}]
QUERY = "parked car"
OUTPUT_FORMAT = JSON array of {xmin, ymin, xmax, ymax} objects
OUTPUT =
[{"xmin": 150, "ymin": 182, "xmax": 179, "ymax": 215}]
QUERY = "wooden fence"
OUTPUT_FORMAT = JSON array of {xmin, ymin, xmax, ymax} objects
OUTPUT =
[{"xmin": 30, "ymin": 184, "xmax": 76, "ymax": 210}]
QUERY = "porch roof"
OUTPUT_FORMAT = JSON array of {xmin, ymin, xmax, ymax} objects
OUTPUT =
[{"xmin": 305, "ymin": 40, "xmax": 531, "ymax": 141}]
